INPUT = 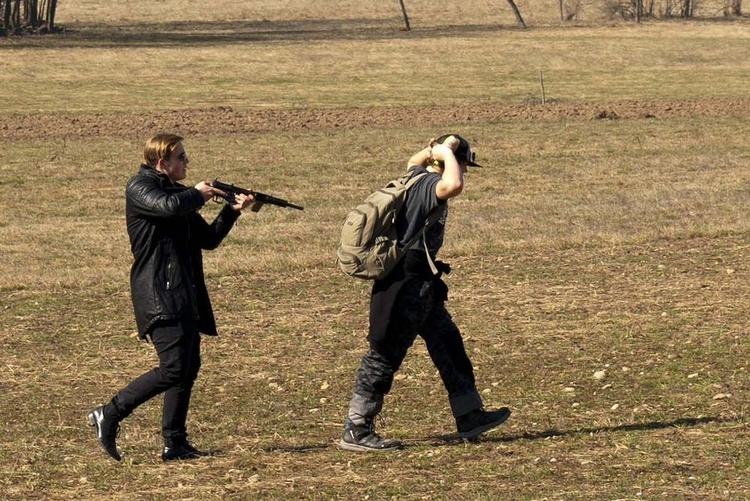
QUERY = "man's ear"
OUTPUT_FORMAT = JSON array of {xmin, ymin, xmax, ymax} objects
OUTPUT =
[{"xmin": 154, "ymin": 157, "xmax": 166, "ymax": 172}]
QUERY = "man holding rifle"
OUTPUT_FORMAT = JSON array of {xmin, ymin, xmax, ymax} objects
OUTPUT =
[{"xmin": 88, "ymin": 133, "xmax": 253, "ymax": 462}]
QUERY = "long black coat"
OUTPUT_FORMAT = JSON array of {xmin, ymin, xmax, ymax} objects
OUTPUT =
[{"xmin": 125, "ymin": 165, "xmax": 240, "ymax": 338}]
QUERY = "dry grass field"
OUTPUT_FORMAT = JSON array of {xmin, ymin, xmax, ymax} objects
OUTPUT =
[{"xmin": 1, "ymin": 1, "xmax": 749, "ymax": 500}]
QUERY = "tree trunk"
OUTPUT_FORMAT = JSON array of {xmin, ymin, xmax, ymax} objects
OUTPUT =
[
  {"xmin": 682, "ymin": 0, "xmax": 694, "ymax": 17},
  {"xmin": 505, "ymin": 0, "xmax": 527, "ymax": 28},
  {"xmin": 12, "ymin": 0, "xmax": 21, "ymax": 29},
  {"xmin": 397, "ymin": 0, "xmax": 410, "ymax": 31},
  {"xmin": 46, "ymin": 0, "xmax": 55, "ymax": 29},
  {"xmin": 2, "ymin": 1, "xmax": 12, "ymax": 31},
  {"xmin": 25, "ymin": 0, "xmax": 39, "ymax": 28}
]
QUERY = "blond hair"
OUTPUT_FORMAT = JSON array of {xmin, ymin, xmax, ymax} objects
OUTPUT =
[{"xmin": 143, "ymin": 133, "xmax": 184, "ymax": 167}]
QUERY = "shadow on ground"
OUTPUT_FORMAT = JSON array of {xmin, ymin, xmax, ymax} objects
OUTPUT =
[
  {"xmin": 0, "ymin": 18, "xmax": 510, "ymax": 49},
  {"xmin": 263, "ymin": 415, "xmax": 741, "ymax": 453}
]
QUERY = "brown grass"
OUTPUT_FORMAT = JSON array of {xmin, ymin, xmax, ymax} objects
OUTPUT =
[{"xmin": 1, "ymin": 2, "xmax": 748, "ymax": 500}]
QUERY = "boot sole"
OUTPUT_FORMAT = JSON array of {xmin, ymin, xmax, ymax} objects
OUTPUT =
[
  {"xmin": 457, "ymin": 408, "xmax": 511, "ymax": 440},
  {"xmin": 338, "ymin": 439, "xmax": 403, "ymax": 452}
]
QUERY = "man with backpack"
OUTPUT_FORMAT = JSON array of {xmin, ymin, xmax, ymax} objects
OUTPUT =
[{"xmin": 339, "ymin": 134, "xmax": 511, "ymax": 452}]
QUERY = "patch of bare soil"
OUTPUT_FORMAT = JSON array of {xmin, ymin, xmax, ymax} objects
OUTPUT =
[{"xmin": 1, "ymin": 98, "xmax": 748, "ymax": 140}]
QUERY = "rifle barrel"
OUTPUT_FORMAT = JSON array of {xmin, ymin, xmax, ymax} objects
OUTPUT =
[{"xmin": 212, "ymin": 179, "xmax": 303, "ymax": 211}]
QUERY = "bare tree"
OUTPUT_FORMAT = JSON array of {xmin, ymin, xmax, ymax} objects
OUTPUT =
[
  {"xmin": 1, "ymin": 0, "xmax": 12, "ymax": 34},
  {"xmin": 397, "ymin": 0, "xmax": 410, "ymax": 30},
  {"xmin": 504, "ymin": 0, "xmax": 528, "ymax": 28},
  {"xmin": 681, "ymin": 0, "xmax": 695, "ymax": 16},
  {"xmin": 44, "ymin": 0, "xmax": 58, "ymax": 30},
  {"xmin": 724, "ymin": 0, "xmax": 743, "ymax": 15},
  {"xmin": 559, "ymin": 0, "xmax": 593, "ymax": 21}
]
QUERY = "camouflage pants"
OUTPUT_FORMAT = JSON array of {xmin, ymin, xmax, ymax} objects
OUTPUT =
[{"xmin": 347, "ymin": 278, "xmax": 483, "ymax": 426}]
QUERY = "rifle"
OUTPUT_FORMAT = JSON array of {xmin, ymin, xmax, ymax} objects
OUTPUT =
[{"xmin": 211, "ymin": 179, "xmax": 304, "ymax": 212}]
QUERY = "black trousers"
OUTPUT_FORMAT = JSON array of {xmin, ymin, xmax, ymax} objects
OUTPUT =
[
  {"xmin": 348, "ymin": 278, "xmax": 483, "ymax": 426},
  {"xmin": 106, "ymin": 320, "xmax": 202, "ymax": 443}
]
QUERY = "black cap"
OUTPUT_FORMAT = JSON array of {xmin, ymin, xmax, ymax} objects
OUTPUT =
[{"xmin": 436, "ymin": 134, "xmax": 482, "ymax": 167}]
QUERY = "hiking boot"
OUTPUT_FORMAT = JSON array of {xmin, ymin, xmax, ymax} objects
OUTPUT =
[
  {"xmin": 162, "ymin": 441, "xmax": 213, "ymax": 462},
  {"xmin": 87, "ymin": 405, "xmax": 121, "ymax": 461},
  {"xmin": 339, "ymin": 419, "xmax": 403, "ymax": 452},
  {"xmin": 456, "ymin": 407, "xmax": 511, "ymax": 440}
]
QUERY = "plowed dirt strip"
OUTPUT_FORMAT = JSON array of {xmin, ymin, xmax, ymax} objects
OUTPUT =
[{"xmin": 1, "ymin": 98, "xmax": 748, "ymax": 140}]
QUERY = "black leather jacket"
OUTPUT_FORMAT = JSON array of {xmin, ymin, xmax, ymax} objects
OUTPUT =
[{"xmin": 126, "ymin": 165, "xmax": 240, "ymax": 338}]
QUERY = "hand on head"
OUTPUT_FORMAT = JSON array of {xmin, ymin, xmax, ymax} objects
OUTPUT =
[
  {"xmin": 429, "ymin": 135, "xmax": 460, "ymax": 163},
  {"xmin": 430, "ymin": 143, "xmax": 457, "ymax": 163}
]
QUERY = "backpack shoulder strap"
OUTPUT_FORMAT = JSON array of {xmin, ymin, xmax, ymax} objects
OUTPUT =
[
  {"xmin": 400, "ymin": 171, "xmax": 428, "ymax": 190},
  {"xmin": 420, "ymin": 206, "xmax": 444, "ymax": 276}
]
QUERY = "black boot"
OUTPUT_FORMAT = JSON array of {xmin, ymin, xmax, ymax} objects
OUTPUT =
[
  {"xmin": 162, "ymin": 438, "xmax": 213, "ymax": 462},
  {"xmin": 456, "ymin": 407, "xmax": 511, "ymax": 440},
  {"xmin": 87, "ymin": 405, "xmax": 121, "ymax": 461}
]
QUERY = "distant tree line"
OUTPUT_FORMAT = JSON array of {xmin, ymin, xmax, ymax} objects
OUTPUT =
[
  {"xmin": 398, "ymin": 0, "xmax": 742, "ymax": 28},
  {"xmin": 592, "ymin": 0, "xmax": 741, "ymax": 20},
  {"xmin": 1, "ymin": 0, "xmax": 58, "ymax": 35},
  {"xmin": 0, "ymin": 0, "xmax": 743, "ymax": 37}
]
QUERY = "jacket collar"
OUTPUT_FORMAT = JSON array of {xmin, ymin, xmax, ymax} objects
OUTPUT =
[{"xmin": 139, "ymin": 164, "xmax": 181, "ymax": 188}]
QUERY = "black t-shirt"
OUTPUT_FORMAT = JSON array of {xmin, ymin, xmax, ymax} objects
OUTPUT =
[{"xmin": 396, "ymin": 166, "xmax": 448, "ymax": 258}]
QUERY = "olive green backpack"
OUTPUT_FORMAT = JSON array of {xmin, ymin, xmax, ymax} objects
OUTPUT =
[{"xmin": 336, "ymin": 171, "xmax": 440, "ymax": 280}]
